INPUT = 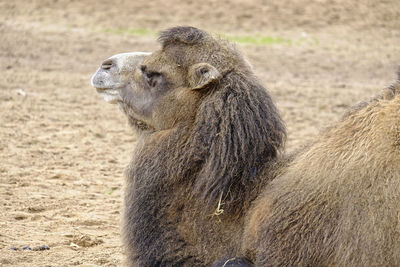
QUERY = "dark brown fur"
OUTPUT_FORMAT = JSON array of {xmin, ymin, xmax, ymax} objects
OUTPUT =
[{"xmin": 119, "ymin": 27, "xmax": 286, "ymax": 266}]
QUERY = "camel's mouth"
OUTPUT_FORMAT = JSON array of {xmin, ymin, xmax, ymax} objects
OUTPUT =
[{"xmin": 96, "ymin": 88, "xmax": 122, "ymax": 104}]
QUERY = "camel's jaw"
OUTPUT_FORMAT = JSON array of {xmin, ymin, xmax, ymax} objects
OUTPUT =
[
  {"xmin": 95, "ymin": 88, "xmax": 122, "ymax": 104},
  {"xmin": 91, "ymin": 69, "xmax": 123, "ymax": 104}
]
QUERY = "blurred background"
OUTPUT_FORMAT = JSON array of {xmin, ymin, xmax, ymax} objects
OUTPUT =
[{"xmin": 1, "ymin": 0, "xmax": 399, "ymax": 266}]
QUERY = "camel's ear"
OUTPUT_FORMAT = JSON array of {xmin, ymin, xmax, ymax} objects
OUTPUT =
[{"xmin": 188, "ymin": 63, "xmax": 222, "ymax": 90}]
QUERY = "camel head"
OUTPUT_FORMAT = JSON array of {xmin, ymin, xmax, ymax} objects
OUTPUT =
[{"xmin": 90, "ymin": 27, "xmax": 254, "ymax": 133}]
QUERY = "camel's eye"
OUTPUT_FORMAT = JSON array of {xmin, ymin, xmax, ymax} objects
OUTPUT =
[{"xmin": 141, "ymin": 65, "xmax": 163, "ymax": 88}]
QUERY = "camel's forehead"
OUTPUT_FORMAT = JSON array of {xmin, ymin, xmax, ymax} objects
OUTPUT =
[
  {"xmin": 141, "ymin": 49, "xmax": 188, "ymax": 77},
  {"xmin": 109, "ymin": 52, "xmax": 151, "ymax": 71},
  {"xmin": 109, "ymin": 52, "xmax": 151, "ymax": 61}
]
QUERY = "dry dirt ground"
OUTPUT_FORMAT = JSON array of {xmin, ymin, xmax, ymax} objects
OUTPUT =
[{"xmin": 0, "ymin": 0, "xmax": 399, "ymax": 266}]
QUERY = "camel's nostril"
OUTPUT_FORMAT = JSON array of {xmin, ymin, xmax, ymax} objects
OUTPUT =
[{"xmin": 101, "ymin": 59, "xmax": 114, "ymax": 70}]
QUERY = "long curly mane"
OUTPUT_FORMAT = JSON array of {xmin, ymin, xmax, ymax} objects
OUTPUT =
[{"xmin": 171, "ymin": 70, "xmax": 286, "ymax": 215}]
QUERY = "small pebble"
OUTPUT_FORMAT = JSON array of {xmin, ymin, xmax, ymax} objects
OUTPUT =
[
  {"xmin": 10, "ymin": 247, "xmax": 18, "ymax": 251},
  {"xmin": 16, "ymin": 88, "xmax": 27, "ymax": 97},
  {"xmin": 22, "ymin": 246, "xmax": 32, "ymax": 250}
]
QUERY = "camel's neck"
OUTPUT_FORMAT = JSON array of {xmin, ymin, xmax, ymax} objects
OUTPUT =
[{"xmin": 130, "ymin": 122, "xmax": 288, "ymax": 219}]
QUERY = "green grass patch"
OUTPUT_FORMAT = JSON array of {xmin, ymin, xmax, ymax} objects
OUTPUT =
[
  {"xmin": 102, "ymin": 28, "xmax": 317, "ymax": 46},
  {"xmin": 103, "ymin": 28, "xmax": 156, "ymax": 36},
  {"xmin": 225, "ymin": 35, "xmax": 292, "ymax": 45},
  {"xmin": 107, "ymin": 187, "xmax": 118, "ymax": 195}
]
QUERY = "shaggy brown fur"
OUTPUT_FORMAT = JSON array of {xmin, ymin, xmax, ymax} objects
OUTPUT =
[
  {"xmin": 93, "ymin": 26, "xmax": 286, "ymax": 266},
  {"xmin": 243, "ymin": 75, "xmax": 400, "ymax": 266},
  {"xmin": 92, "ymin": 26, "xmax": 400, "ymax": 266}
]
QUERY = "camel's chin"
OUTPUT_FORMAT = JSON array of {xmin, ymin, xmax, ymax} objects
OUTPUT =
[{"xmin": 96, "ymin": 89, "xmax": 122, "ymax": 104}]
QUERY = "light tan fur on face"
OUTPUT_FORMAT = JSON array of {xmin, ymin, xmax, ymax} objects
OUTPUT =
[{"xmin": 91, "ymin": 52, "xmax": 150, "ymax": 103}]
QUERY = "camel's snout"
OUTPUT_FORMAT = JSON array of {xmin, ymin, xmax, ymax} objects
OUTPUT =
[{"xmin": 91, "ymin": 52, "xmax": 151, "ymax": 89}]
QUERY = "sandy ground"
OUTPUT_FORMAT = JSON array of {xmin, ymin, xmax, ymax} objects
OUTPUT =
[{"xmin": 0, "ymin": 0, "xmax": 399, "ymax": 266}]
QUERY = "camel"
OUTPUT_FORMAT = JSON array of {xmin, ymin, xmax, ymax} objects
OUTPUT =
[{"xmin": 91, "ymin": 26, "xmax": 400, "ymax": 266}]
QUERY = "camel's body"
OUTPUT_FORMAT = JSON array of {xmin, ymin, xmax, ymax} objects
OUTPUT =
[{"xmin": 244, "ymin": 84, "xmax": 400, "ymax": 266}]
